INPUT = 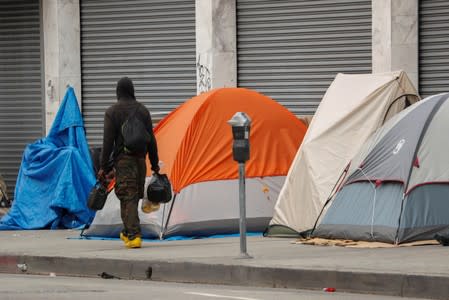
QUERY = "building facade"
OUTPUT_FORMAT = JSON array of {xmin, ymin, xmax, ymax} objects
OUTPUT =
[{"xmin": 0, "ymin": 0, "xmax": 447, "ymax": 197}]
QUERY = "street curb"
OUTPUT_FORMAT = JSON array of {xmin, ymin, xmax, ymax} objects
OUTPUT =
[{"xmin": 1, "ymin": 255, "xmax": 448, "ymax": 299}]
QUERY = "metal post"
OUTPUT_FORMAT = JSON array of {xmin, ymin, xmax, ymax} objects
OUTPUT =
[
  {"xmin": 227, "ymin": 112, "xmax": 252, "ymax": 259},
  {"xmin": 238, "ymin": 162, "xmax": 251, "ymax": 258}
]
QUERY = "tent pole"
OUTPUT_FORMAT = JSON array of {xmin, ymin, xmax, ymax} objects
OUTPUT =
[
  {"xmin": 394, "ymin": 94, "xmax": 449, "ymax": 243},
  {"xmin": 310, "ymin": 164, "xmax": 349, "ymax": 237},
  {"xmin": 161, "ymin": 194, "xmax": 177, "ymax": 240},
  {"xmin": 159, "ymin": 202, "xmax": 167, "ymax": 240}
]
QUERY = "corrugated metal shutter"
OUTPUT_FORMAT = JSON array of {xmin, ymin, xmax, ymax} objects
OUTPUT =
[
  {"xmin": 0, "ymin": 0, "xmax": 43, "ymax": 199},
  {"xmin": 419, "ymin": 0, "xmax": 449, "ymax": 98},
  {"xmin": 237, "ymin": 0, "xmax": 372, "ymax": 115},
  {"xmin": 81, "ymin": 0, "xmax": 196, "ymax": 146}
]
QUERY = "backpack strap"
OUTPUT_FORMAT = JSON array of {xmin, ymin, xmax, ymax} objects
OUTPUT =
[
  {"xmin": 123, "ymin": 105, "xmax": 140, "ymax": 128},
  {"xmin": 120, "ymin": 105, "xmax": 139, "ymax": 153},
  {"xmin": 129, "ymin": 105, "xmax": 139, "ymax": 119}
]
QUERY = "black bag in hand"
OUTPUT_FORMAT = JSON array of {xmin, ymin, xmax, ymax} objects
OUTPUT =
[
  {"xmin": 87, "ymin": 182, "xmax": 108, "ymax": 210},
  {"xmin": 147, "ymin": 173, "xmax": 172, "ymax": 204}
]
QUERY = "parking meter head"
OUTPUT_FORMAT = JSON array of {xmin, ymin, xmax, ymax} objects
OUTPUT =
[
  {"xmin": 228, "ymin": 112, "xmax": 251, "ymax": 163},
  {"xmin": 228, "ymin": 112, "xmax": 251, "ymax": 127}
]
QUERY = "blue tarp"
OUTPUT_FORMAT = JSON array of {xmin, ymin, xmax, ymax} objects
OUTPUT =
[
  {"xmin": 75, "ymin": 232, "xmax": 263, "ymax": 242},
  {"xmin": 0, "ymin": 87, "xmax": 96, "ymax": 230}
]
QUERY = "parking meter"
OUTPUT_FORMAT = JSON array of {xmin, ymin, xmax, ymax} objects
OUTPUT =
[
  {"xmin": 228, "ymin": 112, "xmax": 251, "ymax": 163},
  {"xmin": 227, "ymin": 112, "xmax": 252, "ymax": 259}
]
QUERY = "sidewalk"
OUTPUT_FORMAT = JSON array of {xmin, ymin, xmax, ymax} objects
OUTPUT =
[{"xmin": 0, "ymin": 230, "xmax": 448, "ymax": 299}]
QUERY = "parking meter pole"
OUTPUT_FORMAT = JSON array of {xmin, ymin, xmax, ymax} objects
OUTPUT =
[
  {"xmin": 227, "ymin": 112, "xmax": 252, "ymax": 259},
  {"xmin": 238, "ymin": 162, "xmax": 248, "ymax": 257}
]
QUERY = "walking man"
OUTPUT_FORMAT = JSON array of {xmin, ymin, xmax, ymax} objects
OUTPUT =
[{"xmin": 98, "ymin": 77, "xmax": 160, "ymax": 248}]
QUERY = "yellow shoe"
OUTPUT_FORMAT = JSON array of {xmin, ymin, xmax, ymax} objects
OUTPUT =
[
  {"xmin": 120, "ymin": 232, "xmax": 129, "ymax": 244},
  {"xmin": 126, "ymin": 236, "xmax": 142, "ymax": 249}
]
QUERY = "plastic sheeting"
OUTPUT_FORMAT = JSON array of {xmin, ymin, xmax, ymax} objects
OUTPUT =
[{"xmin": 0, "ymin": 87, "xmax": 96, "ymax": 230}]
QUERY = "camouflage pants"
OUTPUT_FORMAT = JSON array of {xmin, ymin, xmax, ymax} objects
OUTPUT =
[{"xmin": 115, "ymin": 155, "xmax": 146, "ymax": 240}]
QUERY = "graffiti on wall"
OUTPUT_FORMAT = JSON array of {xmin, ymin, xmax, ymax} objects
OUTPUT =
[{"xmin": 197, "ymin": 55, "xmax": 211, "ymax": 94}]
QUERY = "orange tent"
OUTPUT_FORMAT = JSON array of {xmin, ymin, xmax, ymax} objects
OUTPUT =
[
  {"xmin": 149, "ymin": 87, "xmax": 306, "ymax": 193},
  {"xmin": 86, "ymin": 88, "xmax": 307, "ymax": 239}
]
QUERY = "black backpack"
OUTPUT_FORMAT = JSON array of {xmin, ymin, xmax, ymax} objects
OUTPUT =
[{"xmin": 121, "ymin": 106, "xmax": 151, "ymax": 154}]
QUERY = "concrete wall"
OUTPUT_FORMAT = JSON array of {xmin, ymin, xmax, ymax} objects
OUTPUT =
[
  {"xmin": 372, "ymin": 0, "xmax": 419, "ymax": 87},
  {"xmin": 195, "ymin": 0, "xmax": 237, "ymax": 94},
  {"xmin": 42, "ymin": 0, "xmax": 81, "ymax": 133}
]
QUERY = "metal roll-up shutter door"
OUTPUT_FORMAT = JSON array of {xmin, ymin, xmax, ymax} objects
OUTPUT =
[
  {"xmin": 81, "ymin": 0, "xmax": 196, "ymax": 146},
  {"xmin": 0, "ymin": 0, "xmax": 43, "ymax": 199},
  {"xmin": 237, "ymin": 0, "xmax": 372, "ymax": 115},
  {"xmin": 419, "ymin": 0, "xmax": 449, "ymax": 98}
]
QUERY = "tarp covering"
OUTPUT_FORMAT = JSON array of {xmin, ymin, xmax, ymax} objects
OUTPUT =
[{"xmin": 0, "ymin": 87, "xmax": 95, "ymax": 230}]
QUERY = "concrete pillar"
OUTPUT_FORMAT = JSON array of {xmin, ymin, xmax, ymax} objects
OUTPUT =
[
  {"xmin": 196, "ymin": 0, "xmax": 237, "ymax": 94},
  {"xmin": 372, "ymin": 0, "xmax": 419, "ymax": 87},
  {"xmin": 42, "ymin": 0, "xmax": 81, "ymax": 133}
]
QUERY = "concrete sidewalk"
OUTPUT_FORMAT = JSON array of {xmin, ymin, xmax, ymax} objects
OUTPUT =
[{"xmin": 0, "ymin": 230, "xmax": 448, "ymax": 299}]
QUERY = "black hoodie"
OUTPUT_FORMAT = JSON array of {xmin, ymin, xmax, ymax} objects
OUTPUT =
[{"xmin": 100, "ymin": 77, "xmax": 159, "ymax": 172}]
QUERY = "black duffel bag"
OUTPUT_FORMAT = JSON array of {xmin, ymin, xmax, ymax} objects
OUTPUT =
[
  {"xmin": 87, "ymin": 182, "xmax": 109, "ymax": 210},
  {"xmin": 147, "ymin": 173, "xmax": 172, "ymax": 204}
]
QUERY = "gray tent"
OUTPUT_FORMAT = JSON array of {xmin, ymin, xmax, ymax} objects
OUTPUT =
[{"xmin": 313, "ymin": 93, "xmax": 449, "ymax": 244}]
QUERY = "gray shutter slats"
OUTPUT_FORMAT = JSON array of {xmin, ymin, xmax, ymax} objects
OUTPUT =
[
  {"xmin": 0, "ymin": 0, "xmax": 43, "ymax": 199},
  {"xmin": 81, "ymin": 0, "xmax": 196, "ymax": 145},
  {"xmin": 419, "ymin": 0, "xmax": 449, "ymax": 98},
  {"xmin": 237, "ymin": 0, "xmax": 372, "ymax": 115}
]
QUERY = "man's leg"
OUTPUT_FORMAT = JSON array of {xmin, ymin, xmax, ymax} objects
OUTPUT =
[{"xmin": 115, "ymin": 155, "xmax": 141, "ymax": 243}]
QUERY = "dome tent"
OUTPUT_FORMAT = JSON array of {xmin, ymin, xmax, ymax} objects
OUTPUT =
[
  {"xmin": 314, "ymin": 93, "xmax": 449, "ymax": 244},
  {"xmin": 84, "ymin": 88, "xmax": 307, "ymax": 239}
]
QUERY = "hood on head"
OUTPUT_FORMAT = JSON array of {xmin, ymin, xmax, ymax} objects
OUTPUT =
[{"xmin": 116, "ymin": 77, "xmax": 135, "ymax": 101}]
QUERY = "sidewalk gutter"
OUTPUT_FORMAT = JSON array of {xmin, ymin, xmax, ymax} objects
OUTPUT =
[{"xmin": 1, "ymin": 254, "xmax": 448, "ymax": 299}]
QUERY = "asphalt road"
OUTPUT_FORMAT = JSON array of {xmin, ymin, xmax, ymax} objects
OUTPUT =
[{"xmin": 0, "ymin": 274, "xmax": 431, "ymax": 300}]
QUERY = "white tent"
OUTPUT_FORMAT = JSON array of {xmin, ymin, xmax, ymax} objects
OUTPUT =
[
  {"xmin": 266, "ymin": 71, "xmax": 420, "ymax": 236},
  {"xmin": 83, "ymin": 176, "xmax": 285, "ymax": 239}
]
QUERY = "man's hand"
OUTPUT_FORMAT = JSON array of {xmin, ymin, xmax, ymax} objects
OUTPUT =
[
  {"xmin": 105, "ymin": 170, "xmax": 115, "ymax": 180},
  {"xmin": 151, "ymin": 165, "xmax": 160, "ymax": 174},
  {"xmin": 97, "ymin": 169, "xmax": 106, "ymax": 182}
]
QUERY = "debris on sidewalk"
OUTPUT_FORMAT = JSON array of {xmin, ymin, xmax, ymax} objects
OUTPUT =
[
  {"xmin": 99, "ymin": 272, "xmax": 121, "ymax": 280},
  {"xmin": 434, "ymin": 233, "xmax": 449, "ymax": 246},
  {"xmin": 295, "ymin": 237, "xmax": 439, "ymax": 248},
  {"xmin": 17, "ymin": 263, "xmax": 27, "ymax": 272}
]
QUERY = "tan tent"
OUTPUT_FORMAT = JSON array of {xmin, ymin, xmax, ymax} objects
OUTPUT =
[{"xmin": 266, "ymin": 71, "xmax": 420, "ymax": 236}]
